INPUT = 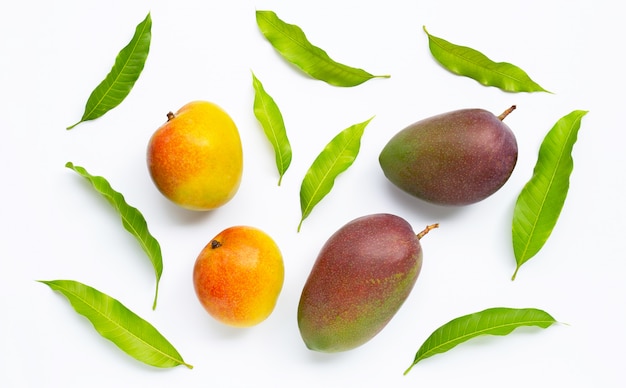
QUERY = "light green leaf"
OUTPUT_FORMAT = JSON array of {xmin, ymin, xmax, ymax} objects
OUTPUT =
[
  {"xmin": 67, "ymin": 12, "xmax": 152, "ymax": 129},
  {"xmin": 511, "ymin": 110, "xmax": 588, "ymax": 280},
  {"xmin": 404, "ymin": 307, "xmax": 557, "ymax": 374},
  {"xmin": 39, "ymin": 280, "xmax": 192, "ymax": 369},
  {"xmin": 66, "ymin": 162, "xmax": 163, "ymax": 310},
  {"xmin": 423, "ymin": 26, "xmax": 550, "ymax": 93},
  {"xmin": 298, "ymin": 117, "xmax": 374, "ymax": 232},
  {"xmin": 256, "ymin": 10, "xmax": 389, "ymax": 87},
  {"xmin": 251, "ymin": 71, "xmax": 292, "ymax": 185}
]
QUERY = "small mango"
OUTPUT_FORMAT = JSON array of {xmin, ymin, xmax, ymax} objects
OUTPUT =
[
  {"xmin": 297, "ymin": 213, "xmax": 436, "ymax": 352},
  {"xmin": 147, "ymin": 100, "xmax": 243, "ymax": 211},
  {"xmin": 193, "ymin": 226, "xmax": 284, "ymax": 327}
]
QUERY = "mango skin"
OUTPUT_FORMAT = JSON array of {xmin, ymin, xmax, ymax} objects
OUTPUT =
[
  {"xmin": 147, "ymin": 100, "xmax": 243, "ymax": 211},
  {"xmin": 379, "ymin": 108, "xmax": 518, "ymax": 206},
  {"xmin": 297, "ymin": 213, "xmax": 422, "ymax": 352}
]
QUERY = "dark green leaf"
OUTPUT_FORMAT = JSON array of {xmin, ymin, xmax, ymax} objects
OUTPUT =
[
  {"xmin": 66, "ymin": 162, "xmax": 162, "ymax": 309},
  {"xmin": 39, "ymin": 280, "xmax": 192, "ymax": 369},
  {"xmin": 256, "ymin": 10, "xmax": 389, "ymax": 87},
  {"xmin": 511, "ymin": 110, "xmax": 588, "ymax": 280},
  {"xmin": 252, "ymin": 71, "xmax": 292, "ymax": 185},
  {"xmin": 405, "ymin": 307, "xmax": 557, "ymax": 374},
  {"xmin": 423, "ymin": 26, "xmax": 550, "ymax": 93},
  {"xmin": 67, "ymin": 12, "xmax": 152, "ymax": 129},
  {"xmin": 298, "ymin": 117, "xmax": 373, "ymax": 232}
]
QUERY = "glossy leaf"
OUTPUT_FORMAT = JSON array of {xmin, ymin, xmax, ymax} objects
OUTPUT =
[
  {"xmin": 67, "ymin": 12, "xmax": 152, "ymax": 129},
  {"xmin": 404, "ymin": 307, "xmax": 557, "ymax": 374},
  {"xmin": 511, "ymin": 110, "xmax": 588, "ymax": 280},
  {"xmin": 423, "ymin": 26, "xmax": 550, "ymax": 93},
  {"xmin": 66, "ymin": 162, "xmax": 163, "ymax": 310},
  {"xmin": 298, "ymin": 117, "xmax": 373, "ymax": 232},
  {"xmin": 39, "ymin": 280, "xmax": 192, "ymax": 369},
  {"xmin": 252, "ymin": 71, "xmax": 292, "ymax": 185},
  {"xmin": 256, "ymin": 10, "xmax": 389, "ymax": 87}
]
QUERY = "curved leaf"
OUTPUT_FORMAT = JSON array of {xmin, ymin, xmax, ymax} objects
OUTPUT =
[
  {"xmin": 256, "ymin": 10, "xmax": 389, "ymax": 87},
  {"xmin": 298, "ymin": 117, "xmax": 373, "ymax": 232},
  {"xmin": 66, "ymin": 162, "xmax": 163, "ymax": 310},
  {"xmin": 423, "ymin": 26, "xmax": 550, "ymax": 93},
  {"xmin": 511, "ymin": 110, "xmax": 588, "ymax": 280},
  {"xmin": 67, "ymin": 12, "xmax": 152, "ymax": 129},
  {"xmin": 251, "ymin": 71, "xmax": 292, "ymax": 185},
  {"xmin": 39, "ymin": 280, "xmax": 192, "ymax": 369},
  {"xmin": 404, "ymin": 307, "xmax": 557, "ymax": 374}
]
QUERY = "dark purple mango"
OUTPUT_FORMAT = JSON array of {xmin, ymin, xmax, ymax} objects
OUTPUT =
[
  {"xmin": 297, "ymin": 213, "xmax": 435, "ymax": 352},
  {"xmin": 379, "ymin": 106, "xmax": 518, "ymax": 206}
]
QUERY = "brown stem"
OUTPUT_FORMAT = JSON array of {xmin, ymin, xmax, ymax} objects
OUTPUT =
[
  {"xmin": 417, "ymin": 223, "xmax": 439, "ymax": 240},
  {"xmin": 166, "ymin": 111, "xmax": 175, "ymax": 121},
  {"xmin": 211, "ymin": 240, "xmax": 222, "ymax": 249},
  {"xmin": 497, "ymin": 105, "xmax": 516, "ymax": 121}
]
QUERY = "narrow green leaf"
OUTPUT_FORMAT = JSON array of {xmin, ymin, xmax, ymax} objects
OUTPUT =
[
  {"xmin": 256, "ymin": 10, "xmax": 389, "ymax": 87},
  {"xmin": 298, "ymin": 117, "xmax": 374, "ymax": 232},
  {"xmin": 511, "ymin": 110, "xmax": 588, "ymax": 280},
  {"xmin": 423, "ymin": 26, "xmax": 550, "ymax": 93},
  {"xmin": 404, "ymin": 307, "xmax": 557, "ymax": 374},
  {"xmin": 66, "ymin": 162, "xmax": 163, "ymax": 310},
  {"xmin": 251, "ymin": 71, "xmax": 292, "ymax": 185},
  {"xmin": 39, "ymin": 280, "xmax": 192, "ymax": 369},
  {"xmin": 67, "ymin": 12, "xmax": 152, "ymax": 129}
]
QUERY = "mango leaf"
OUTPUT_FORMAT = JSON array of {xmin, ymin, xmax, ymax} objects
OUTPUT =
[
  {"xmin": 251, "ymin": 71, "xmax": 292, "ymax": 185},
  {"xmin": 511, "ymin": 110, "xmax": 588, "ymax": 280},
  {"xmin": 67, "ymin": 12, "xmax": 152, "ymax": 129},
  {"xmin": 256, "ymin": 10, "xmax": 389, "ymax": 87},
  {"xmin": 66, "ymin": 162, "xmax": 163, "ymax": 310},
  {"xmin": 423, "ymin": 26, "xmax": 550, "ymax": 93},
  {"xmin": 39, "ymin": 280, "xmax": 192, "ymax": 369},
  {"xmin": 404, "ymin": 307, "xmax": 557, "ymax": 375},
  {"xmin": 298, "ymin": 117, "xmax": 373, "ymax": 232}
]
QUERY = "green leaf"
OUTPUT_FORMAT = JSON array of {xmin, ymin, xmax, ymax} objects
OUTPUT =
[
  {"xmin": 256, "ymin": 10, "xmax": 389, "ymax": 87},
  {"xmin": 511, "ymin": 110, "xmax": 588, "ymax": 280},
  {"xmin": 65, "ymin": 162, "xmax": 163, "ymax": 310},
  {"xmin": 404, "ymin": 307, "xmax": 557, "ymax": 374},
  {"xmin": 67, "ymin": 12, "xmax": 152, "ymax": 129},
  {"xmin": 298, "ymin": 117, "xmax": 373, "ymax": 232},
  {"xmin": 251, "ymin": 71, "xmax": 292, "ymax": 185},
  {"xmin": 39, "ymin": 280, "xmax": 192, "ymax": 369},
  {"xmin": 423, "ymin": 26, "xmax": 550, "ymax": 93}
]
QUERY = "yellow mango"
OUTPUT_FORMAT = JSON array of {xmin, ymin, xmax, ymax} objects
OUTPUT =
[{"xmin": 147, "ymin": 100, "xmax": 243, "ymax": 210}]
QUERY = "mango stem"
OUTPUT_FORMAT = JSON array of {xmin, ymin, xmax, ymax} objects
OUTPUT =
[
  {"xmin": 166, "ymin": 111, "xmax": 175, "ymax": 121},
  {"xmin": 498, "ymin": 105, "xmax": 516, "ymax": 121},
  {"xmin": 416, "ymin": 223, "xmax": 439, "ymax": 240}
]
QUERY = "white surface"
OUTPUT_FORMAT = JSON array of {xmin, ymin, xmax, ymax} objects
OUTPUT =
[{"xmin": 2, "ymin": 0, "xmax": 624, "ymax": 386}]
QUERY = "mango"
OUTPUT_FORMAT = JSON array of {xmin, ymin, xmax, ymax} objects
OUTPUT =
[
  {"xmin": 147, "ymin": 100, "xmax": 243, "ymax": 211},
  {"xmin": 297, "ymin": 213, "xmax": 436, "ymax": 352},
  {"xmin": 193, "ymin": 226, "xmax": 284, "ymax": 327},
  {"xmin": 379, "ymin": 106, "xmax": 518, "ymax": 206}
]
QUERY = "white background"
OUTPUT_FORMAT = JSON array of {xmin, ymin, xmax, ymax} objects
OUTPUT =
[{"xmin": 2, "ymin": 0, "xmax": 624, "ymax": 387}]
